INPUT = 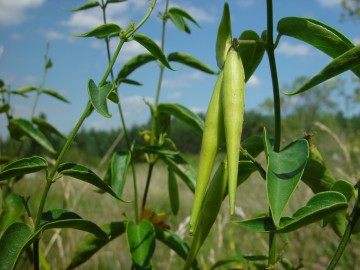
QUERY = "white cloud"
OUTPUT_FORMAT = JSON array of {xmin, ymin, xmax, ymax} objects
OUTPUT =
[
  {"xmin": 353, "ymin": 36, "xmax": 360, "ymax": 45},
  {"xmin": 11, "ymin": 33, "xmax": 23, "ymax": 40},
  {"xmin": 171, "ymin": 2, "xmax": 216, "ymax": 23},
  {"xmin": 162, "ymin": 71, "xmax": 204, "ymax": 89},
  {"xmin": 247, "ymin": 75, "xmax": 261, "ymax": 87},
  {"xmin": 190, "ymin": 106, "xmax": 206, "ymax": 114},
  {"xmin": 45, "ymin": 30, "xmax": 65, "ymax": 41},
  {"xmin": 277, "ymin": 41, "xmax": 310, "ymax": 57},
  {"xmin": 317, "ymin": 0, "xmax": 341, "ymax": 7},
  {"xmin": 118, "ymin": 40, "xmax": 148, "ymax": 61},
  {"xmin": 166, "ymin": 91, "xmax": 183, "ymax": 100},
  {"xmin": 0, "ymin": 0, "xmax": 45, "ymax": 26}
]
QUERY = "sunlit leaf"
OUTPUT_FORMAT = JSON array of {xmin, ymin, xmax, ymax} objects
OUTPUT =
[
  {"xmin": 127, "ymin": 220, "xmax": 156, "ymax": 270},
  {"xmin": 12, "ymin": 85, "xmax": 37, "ymax": 94},
  {"xmin": 168, "ymin": 52, "xmax": 216, "ymax": 74},
  {"xmin": 132, "ymin": 33, "xmax": 173, "ymax": 70},
  {"xmin": 0, "ymin": 156, "xmax": 48, "ymax": 181},
  {"xmin": 158, "ymin": 103, "xmax": 204, "ymax": 135},
  {"xmin": 116, "ymin": 53, "xmax": 157, "ymax": 80},
  {"xmin": 87, "ymin": 79, "xmax": 113, "ymax": 118},
  {"xmin": 9, "ymin": 119, "xmax": 56, "ymax": 153},
  {"xmin": 57, "ymin": 163, "xmax": 123, "ymax": 200},
  {"xmin": 168, "ymin": 7, "xmax": 200, "ymax": 28},
  {"xmin": 234, "ymin": 191, "xmax": 348, "ymax": 233},
  {"xmin": 42, "ymin": 88, "xmax": 69, "ymax": 103},
  {"xmin": 74, "ymin": 23, "xmax": 121, "ymax": 39},
  {"xmin": 264, "ymin": 128, "xmax": 309, "ymax": 227},
  {"xmin": 67, "ymin": 222, "xmax": 127, "ymax": 269}
]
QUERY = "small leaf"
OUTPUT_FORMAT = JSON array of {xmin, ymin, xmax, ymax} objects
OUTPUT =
[
  {"xmin": 168, "ymin": 7, "xmax": 200, "ymax": 28},
  {"xmin": 285, "ymin": 46, "xmax": 360, "ymax": 95},
  {"xmin": 234, "ymin": 191, "xmax": 348, "ymax": 233},
  {"xmin": 167, "ymin": 167, "xmax": 179, "ymax": 215},
  {"xmin": 155, "ymin": 228, "xmax": 199, "ymax": 270},
  {"xmin": 0, "ymin": 222, "xmax": 32, "ymax": 270},
  {"xmin": 132, "ymin": 33, "xmax": 173, "ymax": 70},
  {"xmin": 237, "ymin": 30, "xmax": 266, "ymax": 82},
  {"xmin": 74, "ymin": 23, "xmax": 121, "ymax": 39},
  {"xmin": 42, "ymin": 88, "xmax": 69, "ymax": 103},
  {"xmin": 117, "ymin": 78, "xmax": 142, "ymax": 86},
  {"xmin": 158, "ymin": 103, "xmax": 204, "ymax": 135},
  {"xmin": 106, "ymin": 0, "xmax": 127, "ymax": 4},
  {"xmin": 167, "ymin": 52, "xmax": 216, "ymax": 74},
  {"xmin": 0, "ymin": 156, "xmax": 48, "ymax": 181},
  {"xmin": 45, "ymin": 59, "xmax": 53, "ymax": 69},
  {"xmin": 9, "ymin": 119, "xmax": 56, "ymax": 153},
  {"xmin": 57, "ymin": 163, "xmax": 122, "ymax": 200},
  {"xmin": 116, "ymin": 53, "xmax": 157, "ymax": 80},
  {"xmin": 0, "ymin": 193, "xmax": 25, "ymax": 237},
  {"xmin": 110, "ymin": 151, "xmax": 131, "ymax": 198},
  {"xmin": 168, "ymin": 11, "xmax": 187, "ymax": 33},
  {"xmin": 32, "ymin": 117, "xmax": 66, "ymax": 139},
  {"xmin": 264, "ymin": 128, "xmax": 309, "ymax": 227},
  {"xmin": 127, "ymin": 220, "xmax": 156, "ymax": 270},
  {"xmin": 161, "ymin": 154, "xmax": 196, "ymax": 193},
  {"xmin": 68, "ymin": 1, "xmax": 100, "ymax": 12},
  {"xmin": 12, "ymin": 85, "xmax": 37, "ymax": 94},
  {"xmin": 277, "ymin": 17, "xmax": 360, "ymax": 77},
  {"xmin": 87, "ymin": 79, "xmax": 113, "ymax": 118},
  {"xmin": 67, "ymin": 222, "xmax": 127, "ymax": 269}
]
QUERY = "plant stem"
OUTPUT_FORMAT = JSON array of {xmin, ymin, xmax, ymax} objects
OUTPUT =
[
  {"xmin": 266, "ymin": 0, "xmax": 281, "ymax": 268},
  {"xmin": 141, "ymin": 163, "xmax": 154, "ymax": 212}
]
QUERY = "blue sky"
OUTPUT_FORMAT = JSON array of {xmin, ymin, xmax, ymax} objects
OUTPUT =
[{"xmin": 0, "ymin": 0, "xmax": 359, "ymax": 138}]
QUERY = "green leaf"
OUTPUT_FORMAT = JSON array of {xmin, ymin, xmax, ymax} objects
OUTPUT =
[
  {"xmin": 0, "ymin": 222, "xmax": 32, "ymax": 270},
  {"xmin": 168, "ymin": 7, "xmax": 200, "ymax": 27},
  {"xmin": 116, "ymin": 53, "xmax": 157, "ymax": 80},
  {"xmin": 68, "ymin": 1, "xmax": 100, "ymax": 12},
  {"xmin": 67, "ymin": 222, "xmax": 127, "ymax": 269},
  {"xmin": 158, "ymin": 103, "xmax": 204, "ymax": 135},
  {"xmin": 126, "ymin": 220, "xmax": 156, "ymax": 270},
  {"xmin": 264, "ymin": 128, "xmax": 309, "ymax": 227},
  {"xmin": 9, "ymin": 119, "xmax": 56, "ymax": 153},
  {"xmin": 237, "ymin": 30, "xmax": 266, "ymax": 82},
  {"xmin": 167, "ymin": 52, "xmax": 216, "ymax": 74},
  {"xmin": 285, "ymin": 46, "xmax": 360, "ymax": 95},
  {"xmin": 167, "ymin": 167, "xmax": 179, "ymax": 215},
  {"xmin": 87, "ymin": 79, "xmax": 113, "ymax": 118},
  {"xmin": 0, "ymin": 193, "xmax": 25, "ymax": 237},
  {"xmin": 277, "ymin": 17, "xmax": 360, "ymax": 76},
  {"xmin": 57, "ymin": 163, "xmax": 123, "ymax": 200},
  {"xmin": 331, "ymin": 179, "xmax": 355, "ymax": 201},
  {"xmin": 45, "ymin": 58, "xmax": 53, "ymax": 69},
  {"xmin": 0, "ymin": 156, "xmax": 48, "ymax": 181},
  {"xmin": 155, "ymin": 228, "xmax": 199, "ymax": 270},
  {"xmin": 12, "ymin": 85, "xmax": 37, "ymax": 94},
  {"xmin": 32, "ymin": 117, "xmax": 66, "ymax": 139},
  {"xmin": 234, "ymin": 191, "xmax": 348, "ymax": 233},
  {"xmin": 134, "ymin": 146, "xmax": 178, "ymax": 157},
  {"xmin": 110, "ymin": 151, "xmax": 131, "ymax": 198},
  {"xmin": 42, "ymin": 88, "xmax": 69, "ymax": 103},
  {"xmin": 74, "ymin": 23, "xmax": 121, "ymax": 39},
  {"xmin": 0, "ymin": 103, "xmax": 9, "ymax": 114},
  {"xmin": 161, "ymin": 154, "xmax": 196, "ymax": 193},
  {"xmin": 240, "ymin": 135, "xmax": 265, "ymax": 159},
  {"xmin": 168, "ymin": 11, "xmax": 188, "ymax": 33},
  {"xmin": 106, "ymin": 0, "xmax": 127, "ymax": 4},
  {"xmin": 117, "ymin": 78, "xmax": 142, "ymax": 86},
  {"xmin": 210, "ymin": 255, "xmax": 268, "ymax": 270},
  {"xmin": 132, "ymin": 33, "xmax": 173, "ymax": 70}
]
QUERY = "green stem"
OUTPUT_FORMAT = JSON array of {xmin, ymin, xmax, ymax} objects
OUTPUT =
[
  {"xmin": 266, "ymin": 0, "xmax": 281, "ymax": 268},
  {"xmin": 141, "ymin": 163, "xmax": 154, "ymax": 212}
]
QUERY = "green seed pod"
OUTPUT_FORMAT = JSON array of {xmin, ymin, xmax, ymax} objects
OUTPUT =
[
  {"xmin": 216, "ymin": 2, "xmax": 232, "ymax": 69},
  {"xmin": 183, "ymin": 161, "xmax": 228, "ymax": 270},
  {"xmin": 222, "ymin": 47, "xmax": 245, "ymax": 215},
  {"xmin": 189, "ymin": 71, "xmax": 224, "ymax": 233}
]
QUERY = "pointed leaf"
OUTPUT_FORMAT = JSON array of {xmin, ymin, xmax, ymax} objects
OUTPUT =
[
  {"xmin": 285, "ymin": 46, "xmax": 360, "ymax": 95},
  {"xmin": 13, "ymin": 85, "xmax": 37, "ymax": 94},
  {"xmin": 68, "ymin": 1, "xmax": 100, "ymax": 12},
  {"xmin": 234, "ymin": 191, "xmax": 348, "ymax": 233},
  {"xmin": 155, "ymin": 228, "xmax": 199, "ymax": 270},
  {"xmin": 0, "ymin": 193, "xmax": 25, "ymax": 237},
  {"xmin": 126, "ymin": 220, "xmax": 156, "ymax": 270},
  {"xmin": 0, "ymin": 222, "xmax": 32, "ymax": 270},
  {"xmin": 168, "ymin": 11, "xmax": 187, "ymax": 33},
  {"xmin": 161, "ymin": 154, "xmax": 196, "ymax": 193},
  {"xmin": 168, "ymin": 52, "xmax": 216, "ymax": 74},
  {"xmin": 116, "ymin": 53, "xmax": 157, "ymax": 80},
  {"xmin": 106, "ymin": 0, "xmax": 127, "ymax": 4},
  {"xmin": 167, "ymin": 167, "xmax": 179, "ymax": 215},
  {"xmin": 264, "ymin": 129, "xmax": 309, "ymax": 226},
  {"xmin": 42, "ymin": 88, "xmax": 69, "ymax": 103},
  {"xmin": 110, "ymin": 151, "xmax": 131, "ymax": 198},
  {"xmin": 0, "ymin": 156, "xmax": 48, "ymax": 181},
  {"xmin": 87, "ymin": 79, "xmax": 113, "ymax": 118},
  {"xmin": 9, "ymin": 119, "xmax": 56, "ymax": 153},
  {"xmin": 74, "ymin": 23, "xmax": 121, "ymax": 39},
  {"xmin": 132, "ymin": 33, "xmax": 173, "ymax": 70},
  {"xmin": 158, "ymin": 103, "xmax": 204, "ymax": 135},
  {"xmin": 237, "ymin": 30, "xmax": 266, "ymax": 82},
  {"xmin": 32, "ymin": 117, "xmax": 66, "ymax": 139},
  {"xmin": 118, "ymin": 78, "xmax": 142, "ymax": 86},
  {"xmin": 277, "ymin": 17, "xmax": 360, "ymax": 77},
  {"xmin": 168, "ymin": 7, "xmax": 200, "ymax": 28},
  {"xmin": 57, "ymin": 163, "xmax": 122, "ymax": 200},
  {"xmin": 67, "ymin": 222, "xmax": 126, "ymax": 269}
]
